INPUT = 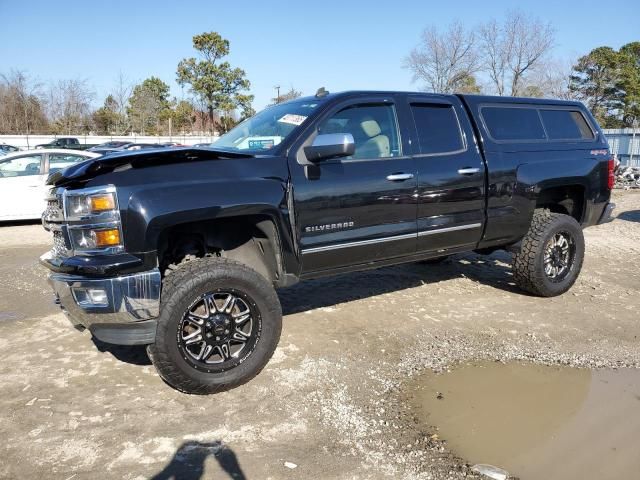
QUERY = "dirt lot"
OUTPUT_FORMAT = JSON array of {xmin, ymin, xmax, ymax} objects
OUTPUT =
[{"xmin": 1, "ymin": 191, "xmax": 639, "ymax": 480}]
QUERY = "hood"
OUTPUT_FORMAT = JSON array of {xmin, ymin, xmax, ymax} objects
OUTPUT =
[{"xmin": 47, "ymin": 147, "xmax": 257, "ymax": 187}]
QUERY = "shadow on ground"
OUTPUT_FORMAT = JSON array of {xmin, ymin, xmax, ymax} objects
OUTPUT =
[
  {"xmin": 93, "ymin": 338, "xmax": 152, "ymax": 365},
  {"xmin": 92, "ymin": 251, "xmax": 517, "ymax": 366},
  {"xmin": 150, "ymin": 441, "xmax": 246, "ymax": 480},
  {"xmin": 279, "ymin": 251, "xmax": 518, "ymax": 315},
  {"xmin": 0, "ymin": 219, "xmax": 42, "ymax": 227},
  {"xmin": 618, "ymin": 210, "xmax": 640, "ymax": 223}
]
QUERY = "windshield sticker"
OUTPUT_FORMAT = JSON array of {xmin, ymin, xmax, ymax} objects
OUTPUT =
[
  {"xmin": 248, "ymin": 139, "xmax": 275, "ymax": 149},
  {"xmin": 278, "ymin": 114, "xmax": 307, "ymax": 126}
]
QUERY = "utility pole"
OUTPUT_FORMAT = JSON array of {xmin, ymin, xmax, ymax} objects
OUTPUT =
[{"xmin": 274, "ymin": 85, "xmax": 281, "ymax": 104}]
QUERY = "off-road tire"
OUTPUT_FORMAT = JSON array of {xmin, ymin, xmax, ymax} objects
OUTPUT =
[
  {"xmin": 513, "ymin": 209, "xmax": 585, "ymax": 297},
  {"xmin": 147, "ymin": 257, "xmax": 282, "ymax": 394}
]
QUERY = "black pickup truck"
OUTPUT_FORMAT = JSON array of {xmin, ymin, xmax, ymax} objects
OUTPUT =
[
  {"xmin": 40, "ymin": 90, "xmax": 615, "ymax": 394},
  {"xmin": 35, "ymin": 137, "xmax": 95, "ymax": 150}
]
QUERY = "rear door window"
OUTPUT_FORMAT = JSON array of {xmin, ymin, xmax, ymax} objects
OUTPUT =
[
  {"xmin": 481, "ymin": 107, "xmax": 546, "ymax": 141},
  {"xmin": 48, "ymin": 153, "xmax": 90, "ymax": 174},
  {"xmin": 410, "ymin": 103, "xmax": 464, "ymax": 155},
  {"xmin": 540, "ymin": 109, "xmax": 594, "ymax": 140}
]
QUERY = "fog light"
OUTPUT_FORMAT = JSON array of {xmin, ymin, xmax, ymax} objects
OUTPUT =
[
  {"xmin": 87, "ymin": 288, "xmax": 108, "ymax": 305},
  {"xmin": 72, "ymin": 287, "xmax": 109, "ymax": 307}
]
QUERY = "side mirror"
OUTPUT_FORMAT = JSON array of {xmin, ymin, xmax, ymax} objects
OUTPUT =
[{"xmin": 304, "ymin": 133, "xmax": 355, "ymax": 162}]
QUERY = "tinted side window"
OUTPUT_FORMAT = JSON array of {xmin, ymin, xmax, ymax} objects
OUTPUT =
[
  {"xmin": 482, "ymin": 107, "xmax": 546, "ymax": 141},
  {"xmin": 411, "ymin": 103, "xmax": 464, "ymax": 154},
  {"xmin": 318, "ymin": 104, "xmax": 401, "ymax": 159},
  {"xmin": 540, "ymin": 110, "xmax": 594, "ymax": 140}
]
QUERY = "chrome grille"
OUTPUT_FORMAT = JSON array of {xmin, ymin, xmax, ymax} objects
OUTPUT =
[
  {"xmin": 42, "ymin": 194, "xmax": 64, "ymax": 224},
  {"xmin": 52, "ymin": 231, "xmax": 68, "ymax": 258},
  {"xmin": 43, "ymin": 187, "xmax": 68, "ymax": 258},
  {"xmin": 42, "ymin": 200, "xmax": 62, "ymax": 221},
  {"xmin": 42, "ymin": 189, "xmax": 64, "ymax": 225}
]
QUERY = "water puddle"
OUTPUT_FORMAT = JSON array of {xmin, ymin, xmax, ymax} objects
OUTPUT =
[
  {"xmin": 407, "ymin": 362, "xmax": 640, "ymax": 480},
  {"xmin": 0, "ymin": 311, "xmax": 22, "ymax": 321}
]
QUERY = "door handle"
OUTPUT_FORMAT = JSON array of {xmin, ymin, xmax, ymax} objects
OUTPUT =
[
  {"xmin": 457, "ymin": 167, "xmax": 480, "ymax": 175},
  {"xmin": 386, "ymin": 173, "xmax": 414, "ymax": 182}
]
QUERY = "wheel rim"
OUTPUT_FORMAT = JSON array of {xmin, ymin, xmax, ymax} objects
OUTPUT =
[
  {"xmin": 543, "ymin": 231, "xmax": 576, "ymax": 283},
  {"xmin": 177, "ymin": 290, "xmax": 259, "ymax": 371}
]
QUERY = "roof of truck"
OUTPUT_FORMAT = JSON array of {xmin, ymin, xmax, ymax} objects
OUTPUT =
[{"xmin": 286, "ymin": 90, "xmax": 584, "ymax": 108}]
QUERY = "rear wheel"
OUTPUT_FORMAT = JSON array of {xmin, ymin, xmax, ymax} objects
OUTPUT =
[
  {"xmin": 148, "ymin": 257, "xmax": 282, "ymax": 394},
  {"xmin": 513, "ymin": 209, "xmax": 585, "ymax": 297}
]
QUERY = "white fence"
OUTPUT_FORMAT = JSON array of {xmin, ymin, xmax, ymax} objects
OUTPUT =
[
  {"xmin": 603, "ymin": 129, "xmax": 640, "ymax": 167},
  {"xmin": 1, "ymin": 134, "xmax": 220, "ymax": 150}
]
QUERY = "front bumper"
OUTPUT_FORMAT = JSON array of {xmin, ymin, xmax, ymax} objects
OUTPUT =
[{"xmin": 45, "ymin": 262, "xmax": 161, "ymax": 345}]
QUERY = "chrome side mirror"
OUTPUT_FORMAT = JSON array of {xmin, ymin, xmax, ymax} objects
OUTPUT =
[{"xmin": 304, "ymin": 133, "xmax": 355, "ymax": 162}]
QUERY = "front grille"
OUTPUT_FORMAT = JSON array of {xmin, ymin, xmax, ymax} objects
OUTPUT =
[
  {"xmin": 43, "ymin": 187, "xmax": 69, "ymax": 258},
  {"xmin": 52, "ymin": 231, "xmax": 68, "ymax": 258},
  {"xmin": 42, "ymin": 191, "xmax": 64, "ymax": 224}
]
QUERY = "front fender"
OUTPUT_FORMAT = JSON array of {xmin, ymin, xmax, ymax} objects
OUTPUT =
[{"xmin": 126, "ymin": 177, "xmax": 286, "ymax": 243}]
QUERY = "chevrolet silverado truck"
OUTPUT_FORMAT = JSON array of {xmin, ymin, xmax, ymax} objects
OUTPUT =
[{"xmin": 40, "ymin": 90, "xmax": 616, "ymax": 394}]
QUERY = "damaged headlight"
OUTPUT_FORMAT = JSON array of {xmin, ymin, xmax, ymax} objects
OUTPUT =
[{"xmin": 64, "ymin": 185, "xmax": 123, "ymax": 254}]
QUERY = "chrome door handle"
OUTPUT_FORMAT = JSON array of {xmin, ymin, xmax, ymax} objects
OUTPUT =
[
  {"xmin": 386, "ymin": 173, "xmax": 414, "ymax": 181},
  {"xmin": 457, "ymin": 167, "xmax": 480, "ymax": 175}
]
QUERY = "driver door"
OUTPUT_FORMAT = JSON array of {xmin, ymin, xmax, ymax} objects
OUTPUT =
[{"xmin": 289, "ymin": 96, "xmax": 418, "ymax": 274}]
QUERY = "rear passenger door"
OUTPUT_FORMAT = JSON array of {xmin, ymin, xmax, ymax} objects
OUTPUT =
[{"xmin": 407, "ymin": 96, "xmax": 485, "ymax": 253}]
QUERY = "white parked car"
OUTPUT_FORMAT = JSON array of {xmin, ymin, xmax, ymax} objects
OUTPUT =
[{"xmin": 0, "ymin": 149, "xmax": 101, "ymax": 221}]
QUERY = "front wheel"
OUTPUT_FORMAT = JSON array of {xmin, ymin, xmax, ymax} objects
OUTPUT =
[
  {"xmin": 148, "ymin": 257, "xmax": 282, "ymax": 394},
  {"xmin": 513, "ymin": 209, "xmax": 585, "ymax": 297}
]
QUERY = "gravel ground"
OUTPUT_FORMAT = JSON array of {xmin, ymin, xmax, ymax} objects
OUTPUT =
[{"xmin": 0, "ymin": 191, "xmax": 638, "ymax": 480}]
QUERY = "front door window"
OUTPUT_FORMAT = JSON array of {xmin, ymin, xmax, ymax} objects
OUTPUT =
[
  {"xmin": 317, "ymin": 104, "xmax": 401, "ymax": 159},
  {"xmin": 0, "ymin": 155, "xmax": 43, "ymax": 177}
]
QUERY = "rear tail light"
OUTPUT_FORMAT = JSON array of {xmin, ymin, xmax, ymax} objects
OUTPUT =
[{"xmin": 607, "ymin": 157, "xmax": 615, "ymax": 190}]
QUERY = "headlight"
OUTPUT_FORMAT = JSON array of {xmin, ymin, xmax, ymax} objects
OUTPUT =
[
  {"xmin": 66, "ymin": 191, "xmax": 117, "ymax": 219},
  {"xmin": 63, "ymin": 185, "xmax": 123, "ymax": 254},
  {"xmin": 69, "ymin": 226, "xmax": 122, "ymax": 251}
]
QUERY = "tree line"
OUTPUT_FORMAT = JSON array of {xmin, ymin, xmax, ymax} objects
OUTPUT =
[
  {"xmin": 405, "ymin": 10, "xmax": 639, "ymax": 128},
  {"xmin": 1, "ymin": 17, "xmax": 638, "ymax": 136},
  {"xmin": 0, "ymin": 32, "xmax": 260, "ymax": 137}
]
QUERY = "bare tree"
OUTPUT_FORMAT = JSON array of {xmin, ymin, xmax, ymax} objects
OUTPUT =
[
  {"xmin": 478, "ymin": 11, "xmax": 555, "ymax": 96},
  {"xmin": 522, "ymin": 58, "xmax": 578, "ymax": 100},
  {"xmin": 0, "ymin": 70, "xmax": 48, "ymax": 134},
  {"xmin": 110, "ymin": 71, "xmax": 132, "ymax": 134},
  {"xmin": 405, "ymin": 21, "xmax": 479, "ymax": 93},
  {"xmin": 46, "ymin": 78, "xmax": 95, "ymax": 134}
]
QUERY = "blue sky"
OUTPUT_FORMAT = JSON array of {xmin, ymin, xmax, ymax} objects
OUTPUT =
[{"xmin": 1, "ymin": 0, "xmax": 638, "ymax": 110}]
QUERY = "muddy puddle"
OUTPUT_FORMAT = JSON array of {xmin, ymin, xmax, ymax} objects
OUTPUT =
[{"xmin": 407, "ymin": 362, "xmax": 640, "ymax": 480}]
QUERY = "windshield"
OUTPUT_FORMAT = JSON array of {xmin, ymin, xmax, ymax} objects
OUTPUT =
[{"xmin": 213, "ymin": 100, "xmax": 321, "ymax": 152}]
